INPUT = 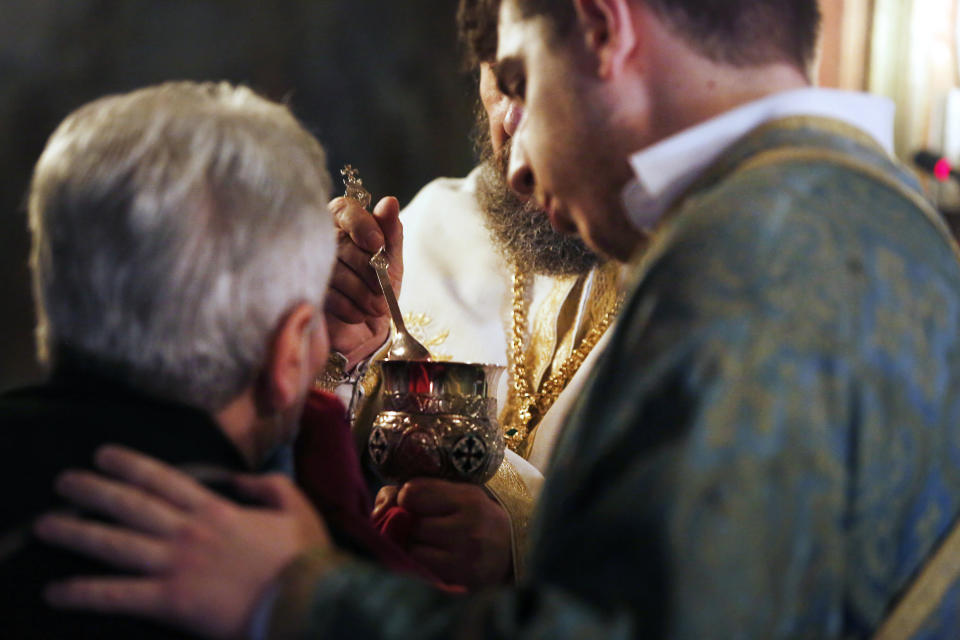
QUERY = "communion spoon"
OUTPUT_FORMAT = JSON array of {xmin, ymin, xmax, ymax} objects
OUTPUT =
[{"xmin": 341, "ymin": 165, "xmax": 431, "ymax": 361}]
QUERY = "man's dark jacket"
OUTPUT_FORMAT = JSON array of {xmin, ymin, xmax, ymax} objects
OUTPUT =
[
  {"xmin": 0, "ymin": 361, "xmax": 253, "ymax": 638},
  {"xmin": 0, "ymin": 352, "xmax": 441, "ymax": 638}
]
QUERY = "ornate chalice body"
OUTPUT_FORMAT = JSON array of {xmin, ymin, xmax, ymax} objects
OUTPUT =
[
  {"xmin": 369, "ymin": 360, "xmax": 505, "ymax": 484},
  {"xmin": 341, "ymin": 165, "xmax": 505, "ymax": 484}
]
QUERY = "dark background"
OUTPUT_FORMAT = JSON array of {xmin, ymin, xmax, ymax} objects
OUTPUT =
[{"xmin": 0, "ymin": 0, "xmax": 477, "ymax": 390}]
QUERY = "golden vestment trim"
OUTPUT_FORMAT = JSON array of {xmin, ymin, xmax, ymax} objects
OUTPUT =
[
  {"xmin": 527, "ymin": 274, "xmax": 580, "ymax": 400},
  {"xmin": 873, "ymin": 516, "xmax": 960, "ymax": 640},
  {"xmin": 485, "ymin": 457, "xmax": 534, "ymax": 580},
  {"xmin": 501, "ymin": 262, "xmax": 624, "ymax": 457}
]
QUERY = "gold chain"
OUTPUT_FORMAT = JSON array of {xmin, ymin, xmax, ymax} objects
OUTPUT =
[{"xmin": 503, "ymin": 267, "xmax": 623, "ymax": 455}]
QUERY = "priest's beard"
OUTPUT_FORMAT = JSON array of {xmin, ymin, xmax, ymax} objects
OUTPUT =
[{"xmin": 474, "ymin": 110, "xmax": 600, "ymax": 277}]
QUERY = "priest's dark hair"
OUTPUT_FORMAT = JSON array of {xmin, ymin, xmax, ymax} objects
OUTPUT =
[{"xmin": 457, "ymin": 0, "xmax": 502, "ymax": 69}]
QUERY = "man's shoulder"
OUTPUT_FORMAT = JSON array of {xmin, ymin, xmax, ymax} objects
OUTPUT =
[
  {"xmin": 620, "ymin": 145, "xmax": 955, "ymax": 339},
  {"xmin": 0, "ymin": 389, "xmax": 158, "ymax": 636},
  {"xmin": 0, "ymin": 383, "xmax": 86, "ymax": 467},
  {"xmin": 0, "ymin": 383, "xmax": 238, "ymax": 639},
  {"xmin": 669, "ymin": 146, "xmax": 940, "ymax": 263},
  {"xmin": 0, "ymin": 383, "xmax": 245, "ymax": 522}
]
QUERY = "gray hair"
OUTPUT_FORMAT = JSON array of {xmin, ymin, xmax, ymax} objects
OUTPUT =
[{"xmin": 28, "ymin": 81, "xmax": 335, "ymax": 411}]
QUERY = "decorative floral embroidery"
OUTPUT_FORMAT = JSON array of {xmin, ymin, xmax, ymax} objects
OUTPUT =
[{"xmin": 402, "ymin": 312, "xmax": 451, "ymax": 361}]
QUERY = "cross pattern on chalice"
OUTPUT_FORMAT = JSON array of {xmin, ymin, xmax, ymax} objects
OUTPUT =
[
  {"xmin": 451, "ymin": 434, "xmax": 487, "ymax": 475},
  {"xmin": 369, "ymin": 427, "xmax": 389, "ymax": 466}
]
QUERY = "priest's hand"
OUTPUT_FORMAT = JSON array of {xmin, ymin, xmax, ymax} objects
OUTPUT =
[
  {"xmin": 33, "ymin": 445, "xmax": 331, "ymax": 640},
  {"xmin": 392, "ymin": 478, "xmax": 513, "ymax": 589},
  {"xmin": 326, "ymin": 195, "xmax": 404, "ymax": 368}
]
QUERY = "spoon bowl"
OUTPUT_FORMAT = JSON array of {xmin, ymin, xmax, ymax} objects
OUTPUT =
[{"xmin": 369, "ymin": 247, "xmax": 432, "ymax": 361}]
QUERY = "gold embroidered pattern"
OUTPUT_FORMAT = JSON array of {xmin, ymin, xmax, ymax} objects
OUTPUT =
[
  {"xmin": 502, "ymin": 264, "xmax": 624, "ymax": 457},
  {"xmin": 873, "ymin": 517, "xmax": 960, "ymax": 640},
  {"xmin": 485, "ymin": 458, "xmax": 534, "ymax": 579},
  {"xmin": 402, "ymin": 311, "xmax": 452, "ymax": 361},
  {"xmin": 526, "ymin": 276, "xmax": 579, "ymax": 393}
]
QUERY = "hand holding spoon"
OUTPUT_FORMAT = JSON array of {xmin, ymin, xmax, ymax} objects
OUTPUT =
[{"xmin": 341, "ymin": 165, "xmax": 430, "ymax": 361}]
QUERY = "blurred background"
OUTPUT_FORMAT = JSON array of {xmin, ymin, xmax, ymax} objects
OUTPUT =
[
  {"xmin": 1, "ymin": 0, "xmax": 959, "ymax": 390},
  {"xmin": 0, "ymin": 0, "xmax": 477, "ymax": 390},
  {"xmin": 818, "ymin": 0, "xmax": 960, "ymax": 215}
]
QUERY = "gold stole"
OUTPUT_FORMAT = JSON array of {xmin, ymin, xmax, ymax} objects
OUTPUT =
[{"xmin": 500, "ymin": 260, "xmax": 623, "ymax": 459}]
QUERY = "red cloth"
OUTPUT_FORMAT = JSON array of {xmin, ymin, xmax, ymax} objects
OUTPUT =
[
  {"xmin": 293, "ymin": 390, "xmax": 440, "ymax": 583},
  {"xmin": 372, "ymin": 505, "xmax": 415, "ymax": 548}
]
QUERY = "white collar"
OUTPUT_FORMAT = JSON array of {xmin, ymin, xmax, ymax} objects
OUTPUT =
[{"xmin": 621, "ymin": 87, "xmax": 896, "ymax": 231}]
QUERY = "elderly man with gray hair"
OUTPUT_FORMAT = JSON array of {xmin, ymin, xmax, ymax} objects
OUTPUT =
[{"xmin": 0, "ymin": 81, "xmax": 340, "ymax": 638}]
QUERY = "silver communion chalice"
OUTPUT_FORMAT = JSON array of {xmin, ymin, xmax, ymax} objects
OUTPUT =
[
  {"xmin": 340, "ymin": 165, "xmax": 505, "ymax": 485},
  {"xmin": 370, "ymin": 360, "xmax": 505, "ymax": 485}
]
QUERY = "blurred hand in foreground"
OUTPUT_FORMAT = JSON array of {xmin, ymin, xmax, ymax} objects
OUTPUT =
[
  {"xmin": 374, "ymin": 478, "xmax": 513, "ymax": 589},
  {"xmin": 34, "ymin": 444, "xmax": 330, "ymax": 639}
]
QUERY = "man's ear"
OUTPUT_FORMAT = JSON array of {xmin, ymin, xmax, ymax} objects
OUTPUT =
[
  {"xmin": 262, "ymin": 302, "xmax": 323, "ymax": 413},
  {"xmin": 573, "ymin": 0, "xmax": 637, "ymax": 78}
]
